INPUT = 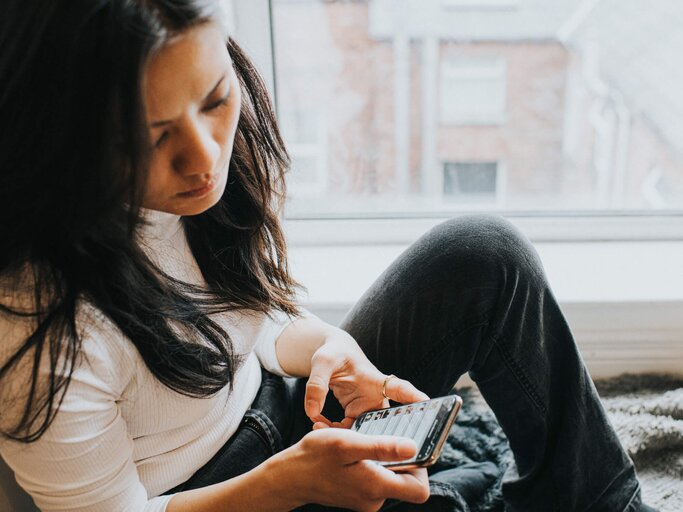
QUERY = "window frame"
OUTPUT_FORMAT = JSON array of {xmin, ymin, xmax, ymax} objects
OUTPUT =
[{"xmin": 235, "ymin": 0, "xmax": 683, "ymax": 245}]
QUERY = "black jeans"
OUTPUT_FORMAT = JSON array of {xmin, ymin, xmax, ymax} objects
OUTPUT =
[{"xmin": 167, "ymin": 215, "xmax": 642, "ymax": 511}]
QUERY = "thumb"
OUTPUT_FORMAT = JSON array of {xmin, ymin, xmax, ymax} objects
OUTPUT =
[
  {"xmin": 338, "ymin": 432, "xmax": 418, "ymax": 465},
  {"xmin": 305, "ymin": 356, "xmax": 336, "ymax": 419},
  {"xmin": 383, "ymin": 375, "xmax": 430, "ymax": 405}
]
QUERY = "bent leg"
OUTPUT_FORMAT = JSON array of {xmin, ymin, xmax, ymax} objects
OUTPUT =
[{"xmin": 296, "ymin": 215, "xmax": 641, "ymax": 511}]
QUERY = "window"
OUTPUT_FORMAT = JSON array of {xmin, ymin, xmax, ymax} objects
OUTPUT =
[
  {"xmin": 267, "ymin": 0, "xmax": 683, "ymax": 220},
  {"xmin": 443, "ymin": 161, "xmax": 502, "ymax": 205}
]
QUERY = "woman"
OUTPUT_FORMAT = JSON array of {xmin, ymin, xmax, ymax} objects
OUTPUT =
[{"xmin": 0, "ymin": 1, "xmax": 652, "ymax": 511}]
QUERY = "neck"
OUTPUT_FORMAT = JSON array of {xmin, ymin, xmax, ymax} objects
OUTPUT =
[{"xmin": 138, "ymin": 207, "xmax": 183, "ymax": 242}]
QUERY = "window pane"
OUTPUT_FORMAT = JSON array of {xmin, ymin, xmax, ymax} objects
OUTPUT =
[
  {"xmin": 443, "ymin": 162, "xmax": 498, "ymax": 202},
  {"xmin": 272, "ymin": 0, "xmax": 683, "ymax": 217}
]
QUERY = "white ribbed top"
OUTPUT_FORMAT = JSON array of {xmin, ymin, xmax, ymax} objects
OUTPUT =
[{"xmin": 0, "ymin": 209, "xmax": 301, "ymax": 511}]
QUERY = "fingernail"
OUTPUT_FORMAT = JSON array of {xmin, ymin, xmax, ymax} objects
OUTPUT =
[{"xmin": 397, "ymin": 439, "xmax": 417, "ymax": 456}]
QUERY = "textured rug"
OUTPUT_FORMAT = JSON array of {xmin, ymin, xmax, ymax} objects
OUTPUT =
[
  {"xmin": 596, "ymin": 374, "xmax": 683, "ymax": 512},
  {"xmin": 424, "ymin": 374, "xmax": 683, "ymax": 512}
]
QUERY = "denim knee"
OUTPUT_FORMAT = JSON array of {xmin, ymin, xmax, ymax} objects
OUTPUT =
[{"xmin": 419, "ymin": 214, "xmax": 547, "ymax": 290}]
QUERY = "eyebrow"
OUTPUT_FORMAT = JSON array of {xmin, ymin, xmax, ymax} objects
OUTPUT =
[{"xmin": 149, "ymin": 74, "xmax": 228, "ymax": 128}]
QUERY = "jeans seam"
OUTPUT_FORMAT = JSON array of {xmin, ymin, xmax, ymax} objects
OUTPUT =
[
  {"xmin": 582, "ymin": 464, "xmax": 640, "ymax": 512},
  {"xmin": 619, "ymin": 484, "xmax": 642, "ymax": 512},
  {"xmin": 490, "ymin": 333, "xmax": 559, "ymax": 510},
  {"xmin": 245, "ymin": 409, "xmax": 283, "ymax": 454},
  {"xmin": 490, "ymin": 332, "xmax": 547, "ymax": 414}
]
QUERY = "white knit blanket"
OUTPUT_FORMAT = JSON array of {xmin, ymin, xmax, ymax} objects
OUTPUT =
[{"xmin": 596, "ymin": 375, "xmax": 683, "ymax": 512}]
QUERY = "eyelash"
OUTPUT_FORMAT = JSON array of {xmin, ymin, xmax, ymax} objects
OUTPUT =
[
  {"xmin": 203, "ymin": 95, "xmax": 230, "ymax": 112},
  {"xmin": 154, "ymin": 93, "xmax": 230, "ymax": 149}
]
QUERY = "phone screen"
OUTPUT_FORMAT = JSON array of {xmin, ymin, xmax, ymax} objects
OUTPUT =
[{"xmin": 351, "ymin": 395, "xmax": 462, "ymax": 467}]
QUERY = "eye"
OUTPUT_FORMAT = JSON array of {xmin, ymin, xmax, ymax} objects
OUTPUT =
[
  {"xmin": 154, "ymin": 131, "xmax": 170, "ymax": 149},
  {"xmin": 202, "ymin": 93, "xmax": 230, "ymax": 112}
]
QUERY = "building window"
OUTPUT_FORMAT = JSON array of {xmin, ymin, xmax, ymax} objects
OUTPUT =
[
  {"xmin": 439, "ymin": 57, "xmax": 506, "ymax": 125},
  {"xmin": 443, "ymin": 161, "xmax": 501, "ymax": 203}
]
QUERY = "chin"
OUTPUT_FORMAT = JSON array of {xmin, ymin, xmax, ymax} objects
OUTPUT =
[
  {"xmin": 146, "ymin": 166, "xmax": 230, "ymax": 216},
  {"xmin": 178, "ymin": 183, "xmax": 227, "ymax": 216}
]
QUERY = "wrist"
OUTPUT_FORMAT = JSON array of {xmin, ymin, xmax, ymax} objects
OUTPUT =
[
  {"xmin": 166, "ymin": 451, "xmax": 304, "ymax": 512},
  {"xmin": 261, "ymin": 450, "xmax": 307, "ymax": 510}
]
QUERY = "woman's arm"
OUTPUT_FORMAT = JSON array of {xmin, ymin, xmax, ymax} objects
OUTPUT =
[
  {"xmin": 166, "ymin": 460, "xmax": 297, "ymax": 512},
  {"xmin": 168, "ymin": 428, "xmax": 428, "ymax": 512},
  {"xmin": 275, "ymin": 314, "xmax": 361, "ymax": 378}
]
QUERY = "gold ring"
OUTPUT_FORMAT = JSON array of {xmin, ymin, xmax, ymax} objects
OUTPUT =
[{"xmin": 382, "ymin": 374, "xmax": 396, "ymax": 400}]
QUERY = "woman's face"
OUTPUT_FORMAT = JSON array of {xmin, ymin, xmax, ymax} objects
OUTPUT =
[{"xmin": 142, "ymin": 22, "xmax": 241, "ymax": 216}]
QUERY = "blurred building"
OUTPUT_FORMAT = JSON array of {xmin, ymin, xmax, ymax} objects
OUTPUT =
[{"xmin": 273, "ymin": 0, "xmax": 683, "ymax": 214}]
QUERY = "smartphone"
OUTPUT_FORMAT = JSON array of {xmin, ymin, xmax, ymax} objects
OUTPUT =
[{"xmin": 350, "ymin": 394, "xmax": 463, "ymax": 469}]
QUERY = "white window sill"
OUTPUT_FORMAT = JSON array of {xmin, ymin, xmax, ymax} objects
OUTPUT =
[
  {"xmin": 289, "ymin": 240, "xmax": 683, "ymax": 304},
  {"xmin": 287, "ymin": 239, "xmax": 683, "ymax": 378}
]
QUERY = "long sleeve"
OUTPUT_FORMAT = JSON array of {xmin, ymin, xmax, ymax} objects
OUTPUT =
[{"xmin": 0, "ymin": 307, "xmax": 174, "ymax": 512}]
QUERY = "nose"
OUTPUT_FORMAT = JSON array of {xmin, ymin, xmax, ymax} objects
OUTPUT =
[{"xmin": 172, "ymin": 118, "xmax": 221, "ymax": 178}]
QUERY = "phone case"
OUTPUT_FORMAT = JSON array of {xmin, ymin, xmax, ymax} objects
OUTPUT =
[{"xmin": 351, "ymin": 394, "xmax": 463, "ymax": 469}]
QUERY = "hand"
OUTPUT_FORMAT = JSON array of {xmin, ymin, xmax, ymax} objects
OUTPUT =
[
  {"xmin": 268, "ymin": 428, "xmax": 430, "ymax": 511},
  {"xmin": 304, "ymin": 329, "xmax": 430, "ymax": 429}
]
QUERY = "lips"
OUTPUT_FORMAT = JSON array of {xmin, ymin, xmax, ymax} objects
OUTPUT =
[{"xmin": 178, "ymin": 176, "xmax": 217, "ymax": 198}]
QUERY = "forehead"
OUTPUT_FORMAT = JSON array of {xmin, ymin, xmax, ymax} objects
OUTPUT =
[{"xmin": 144, "ymin": 22, "xmax": 230, "ymax": 116}]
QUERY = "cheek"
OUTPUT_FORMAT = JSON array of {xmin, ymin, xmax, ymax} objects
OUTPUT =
[
  {"xmin": 142, "ymin": 162, "xmax": 171, "ymax": 202},
  {"xmin": 224, "ymin": 81, "xmax": 241, "ymax": 141},
  {"xmin": 214, "ymin": 66, "xmax": 241, "ymax": 145},
  {"xmin": 220, "ymin": 111, "xmax": 238, "ymax": 145}
]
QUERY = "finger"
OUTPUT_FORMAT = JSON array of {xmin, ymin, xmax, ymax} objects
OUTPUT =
[
  {"xmin": 312, "ymin": 421, "xmax": 331, "ymax": 430},
  {"xmin": 330, "ymin": 417, "xmax": 354, "ymax": 429},
  {"xmin": 304, "ymin": 356, "xmax": 337, "ymax": 419},
  {"xmin": 384, "ymin": 376, "xmax": 430, "ymax": 404},
  {"xmin": 337, "ymin": 433, "xmax": 418, "ymax": 465},
  {"xmin": 373, "ymin": 466, "xmax": 430, "ymax": 504},
  {"xmin": 339, "ymin": 417, "xmax": 355, "ymax": 429},
  {"xmin": 310, "ymin": 413, "xmax": 332, "ymax": 426}
]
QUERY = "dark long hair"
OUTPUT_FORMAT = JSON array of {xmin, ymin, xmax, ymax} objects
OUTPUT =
[{"xmin": 0, "ymin": 0, "xmax": 302, "ymax": 442}]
